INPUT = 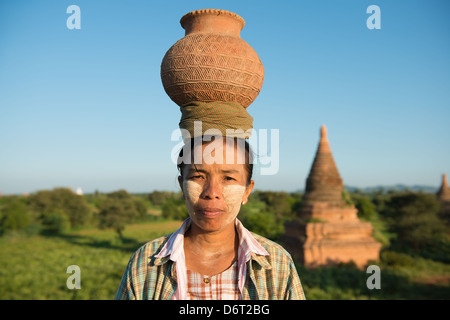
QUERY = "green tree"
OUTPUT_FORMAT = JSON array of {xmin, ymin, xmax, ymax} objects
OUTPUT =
[
  {"xmin": 382, "ymin": 192, "xmax": 448, "ymax": 259},
  {"xmin": 29, "ymin": 188, "xmax": 91, "ymax": 228},
  {"xmin": 238, "ymin": 198, "xmax": 284, "ymax": 240},
  {"xmin": 97, "ymin": 190, "xmax": 147, "ymax": 238},
  {"xmin": 148, "ymin": 191, "xmax": 180, "ymax": 206},
  {"xmin": 42, "ymin": 209, "xmax": 71, "ymax": 233},
  {"xmin": 1, "ymin": 199, "xmax": 31, "ymax": 232},
  {"xmin": 255, "ymin": 191, "xmax": 297, "ymax": 220},
  {"xmin": 161, "ymin": 197, "xmax": 188, "ymax": 220},
  {"xmin": 353, "ymin": 195, "xmax": 377, "ymax": 220}
]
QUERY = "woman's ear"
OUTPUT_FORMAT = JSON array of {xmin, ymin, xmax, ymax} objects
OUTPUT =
[
  {"xmin": 178, "ymin": 176, "xmax": 184, "ymax": 193},
  {"xmin": 241, "ymin": 180, "xmax": 255, "ymax": 205}
]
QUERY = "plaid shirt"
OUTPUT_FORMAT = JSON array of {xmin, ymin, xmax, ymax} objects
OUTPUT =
[
  {"xmin": 186, "ymin": 261, "xmax": 240, "ymax": 300},
  {"xmin": 115, "ymin": 218, "xmax": 305, "ymax": 300}
]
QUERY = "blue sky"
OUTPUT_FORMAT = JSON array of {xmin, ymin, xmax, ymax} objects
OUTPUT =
[{"xmin": 0, "ymin": 0, "xmax": 449, "ymax": 195}]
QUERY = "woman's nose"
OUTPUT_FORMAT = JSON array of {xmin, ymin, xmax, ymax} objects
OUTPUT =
[{"xmin": 201, "ymin": 178, "xmax": 222, "ymax": 200}]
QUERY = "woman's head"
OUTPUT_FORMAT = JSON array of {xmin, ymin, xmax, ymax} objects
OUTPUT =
[
  {"xmin": 177, "ymin": 136, "xmax": 254, "ymax": 232},
  {"xmin": 177, "ymin": 136, "xmax": 253, "ymax": 185}
]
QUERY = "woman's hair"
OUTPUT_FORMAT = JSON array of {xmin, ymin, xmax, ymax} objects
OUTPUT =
[{"xmin": 177, "ymin": 137, "xmax": 254, "ymax": 185}]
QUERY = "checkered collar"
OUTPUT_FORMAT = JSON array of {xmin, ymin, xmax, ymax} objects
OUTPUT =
[{"xmin": 154, "ymin": 217, "xmax": 269, "ymax": 264}]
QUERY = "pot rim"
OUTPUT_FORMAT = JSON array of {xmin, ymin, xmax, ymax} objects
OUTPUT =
[{"xmin": 180, "ymin": 9, "xmax": 245, "ymax": 31}]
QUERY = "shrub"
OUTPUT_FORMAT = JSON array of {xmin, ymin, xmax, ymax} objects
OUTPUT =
[
  {"xmin": 42, "ymin": 210, "xmax": 71, "ymax": 233},
  {"xmin": 161, "ymin": 198, "xmax": 188, "ymax": 220},
  {"xmin": 1, "ymin": 200, "xmax": 31, "ymax": 232},
  {"xmin": 148, "ymin": 191, "xmax": 180, "ymax": 206},
  {"xmin": 382, "ymin": 192, "xmax": 447, "ymax": 255},
  {"xmin": 239, "ymin": 202, "xmax": 284, "ymax": 240},
  {"xmin": 29, "ymin": 188, "xmax": 91, "ymax": 227},
  {"xmin": 381, "ymin": 251, "xmax": 415, "ymax": 268},
  {"xmin": 354, "ymin": 196, "xmax": 377, "ymax": 220},
  {"xmin": 97, "ymin": 190, "xmax": 149, "ymax": 238}
]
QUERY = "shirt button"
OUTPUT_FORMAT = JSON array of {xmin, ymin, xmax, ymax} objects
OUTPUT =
[{"xmin": 203, "ymin": 277, "xmax": 210, "ymax": 284}]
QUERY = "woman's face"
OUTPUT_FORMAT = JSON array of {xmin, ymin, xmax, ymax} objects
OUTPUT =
[{"xmin": 178, "ymin": 138, "xmax": 254, "ymax": 233}]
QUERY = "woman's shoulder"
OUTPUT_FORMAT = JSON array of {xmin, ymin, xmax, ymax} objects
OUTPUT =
[{"xmin": 128, "ymin": 233, "xmax": 172, "ymax": 262}]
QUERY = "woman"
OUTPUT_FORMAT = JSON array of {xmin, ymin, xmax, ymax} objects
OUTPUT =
[{"xmin": 115, "ymin": 136, "xmax": 305, "ymax": 300}]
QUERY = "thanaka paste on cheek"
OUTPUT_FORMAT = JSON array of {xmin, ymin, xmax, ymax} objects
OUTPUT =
[
  {"xmin": 183, "ymin": 180, "xmax": 246, "ymax": 221},
  {"xmin": 183, "ymin": 180, "xmax": 202, "ymax": 216},
  {"xmin": 222, "ymin": 184, "xmax": 246, "ymax": 219}
]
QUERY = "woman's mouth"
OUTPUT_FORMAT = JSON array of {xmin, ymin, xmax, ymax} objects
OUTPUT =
[{"xmin": 196, "ymin": 208, "xmax": 225, "ymax": 218}]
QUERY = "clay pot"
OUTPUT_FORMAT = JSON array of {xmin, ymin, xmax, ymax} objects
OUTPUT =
[{"xmin": 161, "ymin": 9, "xmax": 264, "ymax": 108}]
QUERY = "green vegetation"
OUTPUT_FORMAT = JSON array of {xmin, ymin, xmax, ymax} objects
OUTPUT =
[
  {"xmin": 29, "ymin": 188, "xmax": 92, "ymax": 230},
  {"xmin": 0, "ymin": 220, "xmax": 181, "ymax": 299},
  {"xmin": 0, "ymin": 187, "xmax": 449, "ymax": 299},
  {"xmin": 97, "ymin": 190, "xmax": 147, "ymax": 239},
  {"xmin": 239, "ymin": 191, "xmax": 300, "ymax": 240}
]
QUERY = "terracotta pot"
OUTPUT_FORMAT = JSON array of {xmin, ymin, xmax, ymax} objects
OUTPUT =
[{"xmin": 161, "ymin": 9, "xmax": 264, "ymax": 108}]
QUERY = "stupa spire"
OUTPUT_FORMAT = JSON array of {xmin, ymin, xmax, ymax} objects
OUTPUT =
[
  {"xmin": 303, "ymin": 125, "xmax": 343, "ymax": 206},
  {"xmin": 321, "ymin": 124, "xmax": 327, "ymax": 138},
  {"xmin": 437, "ymin": 173, "xmax": 450, "ymax": 202},
  {"xmin": 318, "ymin": 125, "xmax": 331, "ymax": 153}
]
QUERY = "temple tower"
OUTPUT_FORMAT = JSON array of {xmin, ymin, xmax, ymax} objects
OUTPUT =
[
  {"xmin": 437, "ymin": 174, "xmax": 450, "ymax": 213},
  {"xmin": 437, "ymin": 174, "xmax": 450, "ymax": 202},
  {"xmin": 303, "ymin": 125, "xmax": 345, "ymax": 208},
  {"xmin": 300, "ymin": 125, "xmax": 381, "ymax": 268}
]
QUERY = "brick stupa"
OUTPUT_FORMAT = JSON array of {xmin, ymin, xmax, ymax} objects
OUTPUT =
[
  {"xmin": 437, "ymin": 174, "xmax": 450, "ymax": 202},
  {"xmin": 285, "ymin": 125, "xmax": 381, "ymax": 268},
  {"xmin": 437, "ymin": 174, "xmax": 450, "ymax": 212}
]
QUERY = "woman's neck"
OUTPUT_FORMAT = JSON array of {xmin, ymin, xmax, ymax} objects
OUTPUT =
[
  {"xmin": 185, "ymin": 219, "xmax": 237, "ymax": 253},
  {"xmin": 183, "ymin": 219, "xmax": 239, "ymax": 275}
]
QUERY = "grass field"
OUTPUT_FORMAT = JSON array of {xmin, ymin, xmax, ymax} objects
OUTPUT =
[
  {"xmin": 0, "ymin": 220, "xmax": 182, "ymax": 300},
  {"xmin": 1, "ymin": 219, "xmax": 449, "ymax": 300}
]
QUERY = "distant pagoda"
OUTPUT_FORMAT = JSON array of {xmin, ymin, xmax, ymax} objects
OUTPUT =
[
  {"xmin": 437, "ymin": 174, "xmax": 450, "ymax": 215},
  {"xmin": 437, "ymin": 174, "xmax": 450, "ymax": 203},
  {"xmin": 303, "ymin": 125, "xmax": 344, "ymax": 208},
  {"xmin": 292, "ymin": 125, "xmax": 381, "ymax": 268}
]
